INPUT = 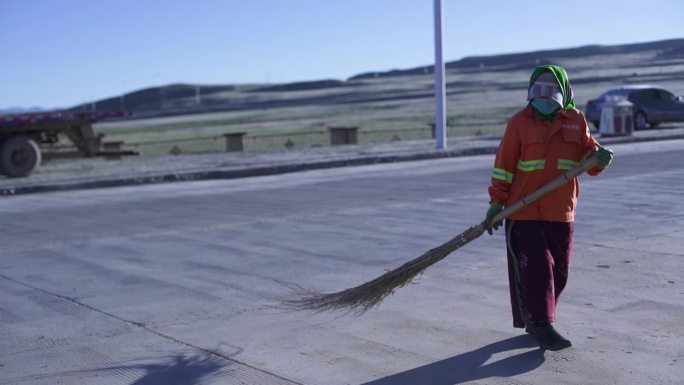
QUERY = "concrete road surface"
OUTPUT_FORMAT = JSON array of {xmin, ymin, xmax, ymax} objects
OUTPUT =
[{"xmin": 1, "ymin": 139, "xmax": 682, "ymax": 385}]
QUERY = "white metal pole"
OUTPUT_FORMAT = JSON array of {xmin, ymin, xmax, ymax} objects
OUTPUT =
[{"xmin": 433, "ymin": 0, "xmax": 446, "ymax": 149}]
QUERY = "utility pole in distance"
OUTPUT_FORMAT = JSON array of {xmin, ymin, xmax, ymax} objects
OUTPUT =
[{"xmin": 433, "ymin": 0, "xmax": 447, "ymax": 149}]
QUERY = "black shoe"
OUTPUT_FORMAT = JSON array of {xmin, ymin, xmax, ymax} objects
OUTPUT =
[
  {"xmin": 529, "ymin": 323, "xmax": 572, "ymax": 351},
  {"xmin": 525, "ymin": 324, "xmax": 535, "ymax": 335}
]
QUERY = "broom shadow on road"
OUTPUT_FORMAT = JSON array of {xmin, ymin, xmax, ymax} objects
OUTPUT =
[{"xmin": 362, "ymin": 334, "xmax": 545, "ymax": 385}]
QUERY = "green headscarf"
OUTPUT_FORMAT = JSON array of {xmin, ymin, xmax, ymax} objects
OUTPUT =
[{"xmin": 527, "ymin": 65, "xmax": 576, "ymax": 121}]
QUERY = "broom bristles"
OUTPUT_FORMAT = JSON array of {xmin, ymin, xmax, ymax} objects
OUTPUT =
[{"xmin": 284, "ymin": 222, "xmax": 486, "ymax": 314}]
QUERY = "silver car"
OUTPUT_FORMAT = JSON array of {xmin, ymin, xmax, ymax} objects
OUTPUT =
[{"xmin": 584, "ymin": 85, "xmax": 684, "ymax": 130}]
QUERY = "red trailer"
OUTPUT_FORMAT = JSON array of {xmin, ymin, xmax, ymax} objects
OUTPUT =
[{"xmin": 0, "ymin": 111, "xmax": 137, "ymax": 178}]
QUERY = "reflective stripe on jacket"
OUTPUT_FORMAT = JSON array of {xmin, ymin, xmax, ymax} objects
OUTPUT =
[{"xmin": 488, "ymin": 107, "xmax": 604, "ymax": 222}]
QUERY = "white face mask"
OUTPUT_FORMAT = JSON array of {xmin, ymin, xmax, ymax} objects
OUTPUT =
[{"xmin": 531, "ymin": 98, "xmax": 562, "ymax": 115}]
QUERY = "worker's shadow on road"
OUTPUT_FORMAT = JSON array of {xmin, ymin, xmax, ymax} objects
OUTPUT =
[{"xmin": 362, "ymin": 334, "xmax": 544, "ymax": 385}]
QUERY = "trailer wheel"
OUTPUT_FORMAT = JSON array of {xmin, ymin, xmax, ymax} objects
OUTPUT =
[{"xmin": 0, "ymin": 135, "xmax": 41, "ymax": 178}]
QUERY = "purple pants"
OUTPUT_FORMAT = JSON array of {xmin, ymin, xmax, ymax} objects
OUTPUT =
[{"xmin": 505, "ymin": 220, "xmax": 574, "ymax": 328}]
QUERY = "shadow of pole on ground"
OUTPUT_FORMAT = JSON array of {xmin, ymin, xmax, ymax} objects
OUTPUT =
[
  {"xmin": 127, "ymin": 354, "xmax": 225, "ymax": 385},
  {"xmin": 3, "ymin": 354, "xmax": 226, "ymax": 385},
  {"xmin": 362, "ymin": 335, "xmax": 545, "ymax": 385}
]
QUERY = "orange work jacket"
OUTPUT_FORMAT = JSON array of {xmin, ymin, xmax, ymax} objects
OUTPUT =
[{"xmin": 488, "ymin": 107, "xmax": 604, "ymax": 222}]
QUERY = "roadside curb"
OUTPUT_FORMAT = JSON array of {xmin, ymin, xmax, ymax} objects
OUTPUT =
[
  {"xmin": 0, "ymin": 146, "xmax": 498, "ymax": 196},
  {"xmin": 2, "ymin": 133, "xmax": 683, "ymax": 196}
]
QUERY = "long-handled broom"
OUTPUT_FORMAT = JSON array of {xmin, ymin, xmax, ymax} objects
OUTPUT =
[{"xmin": 285, "ymin": 154, "xmax": 599, "ymax": 314}]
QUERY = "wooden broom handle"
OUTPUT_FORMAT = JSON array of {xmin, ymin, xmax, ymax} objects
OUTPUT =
[{"xmin": 490, "ymin": 154, "xmax": 599, "ymax": 226}]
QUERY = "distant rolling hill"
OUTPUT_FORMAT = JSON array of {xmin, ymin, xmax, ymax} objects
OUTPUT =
[
  {"xmin": 0, "ymin": 106, "xmax": 48, "ymax": 115},
  {"xmin": 351, "ymin": 38, "xmax": 684, "ymax": 79},
  {"xmin": 70, "ymin": 38, "xmax": 684, "ymax": 118}
]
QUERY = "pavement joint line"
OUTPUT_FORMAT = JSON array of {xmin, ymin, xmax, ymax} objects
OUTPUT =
[{"xmin": 0, "ymin": 272, "xmax": 304, "ymax": 385}]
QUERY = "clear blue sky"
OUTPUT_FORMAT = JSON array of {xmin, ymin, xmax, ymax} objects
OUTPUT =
[{"xmin": 1, "ymin": 0, "xmax": 682, "ymax": 109}]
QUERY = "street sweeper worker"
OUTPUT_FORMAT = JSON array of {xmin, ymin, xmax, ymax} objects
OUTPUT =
[{"xmin": 484, "ymin": 65, "xmax": 613, "ymax": 351}]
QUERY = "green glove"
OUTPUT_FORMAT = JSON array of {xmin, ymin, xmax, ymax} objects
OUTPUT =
[
  {"xmin": 596, "ymin": 146, "xmax": 613, "ymax": 168},
  {"xmin": 485, "ymin": 202, "xmax": 504, "ymax": 235}
]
